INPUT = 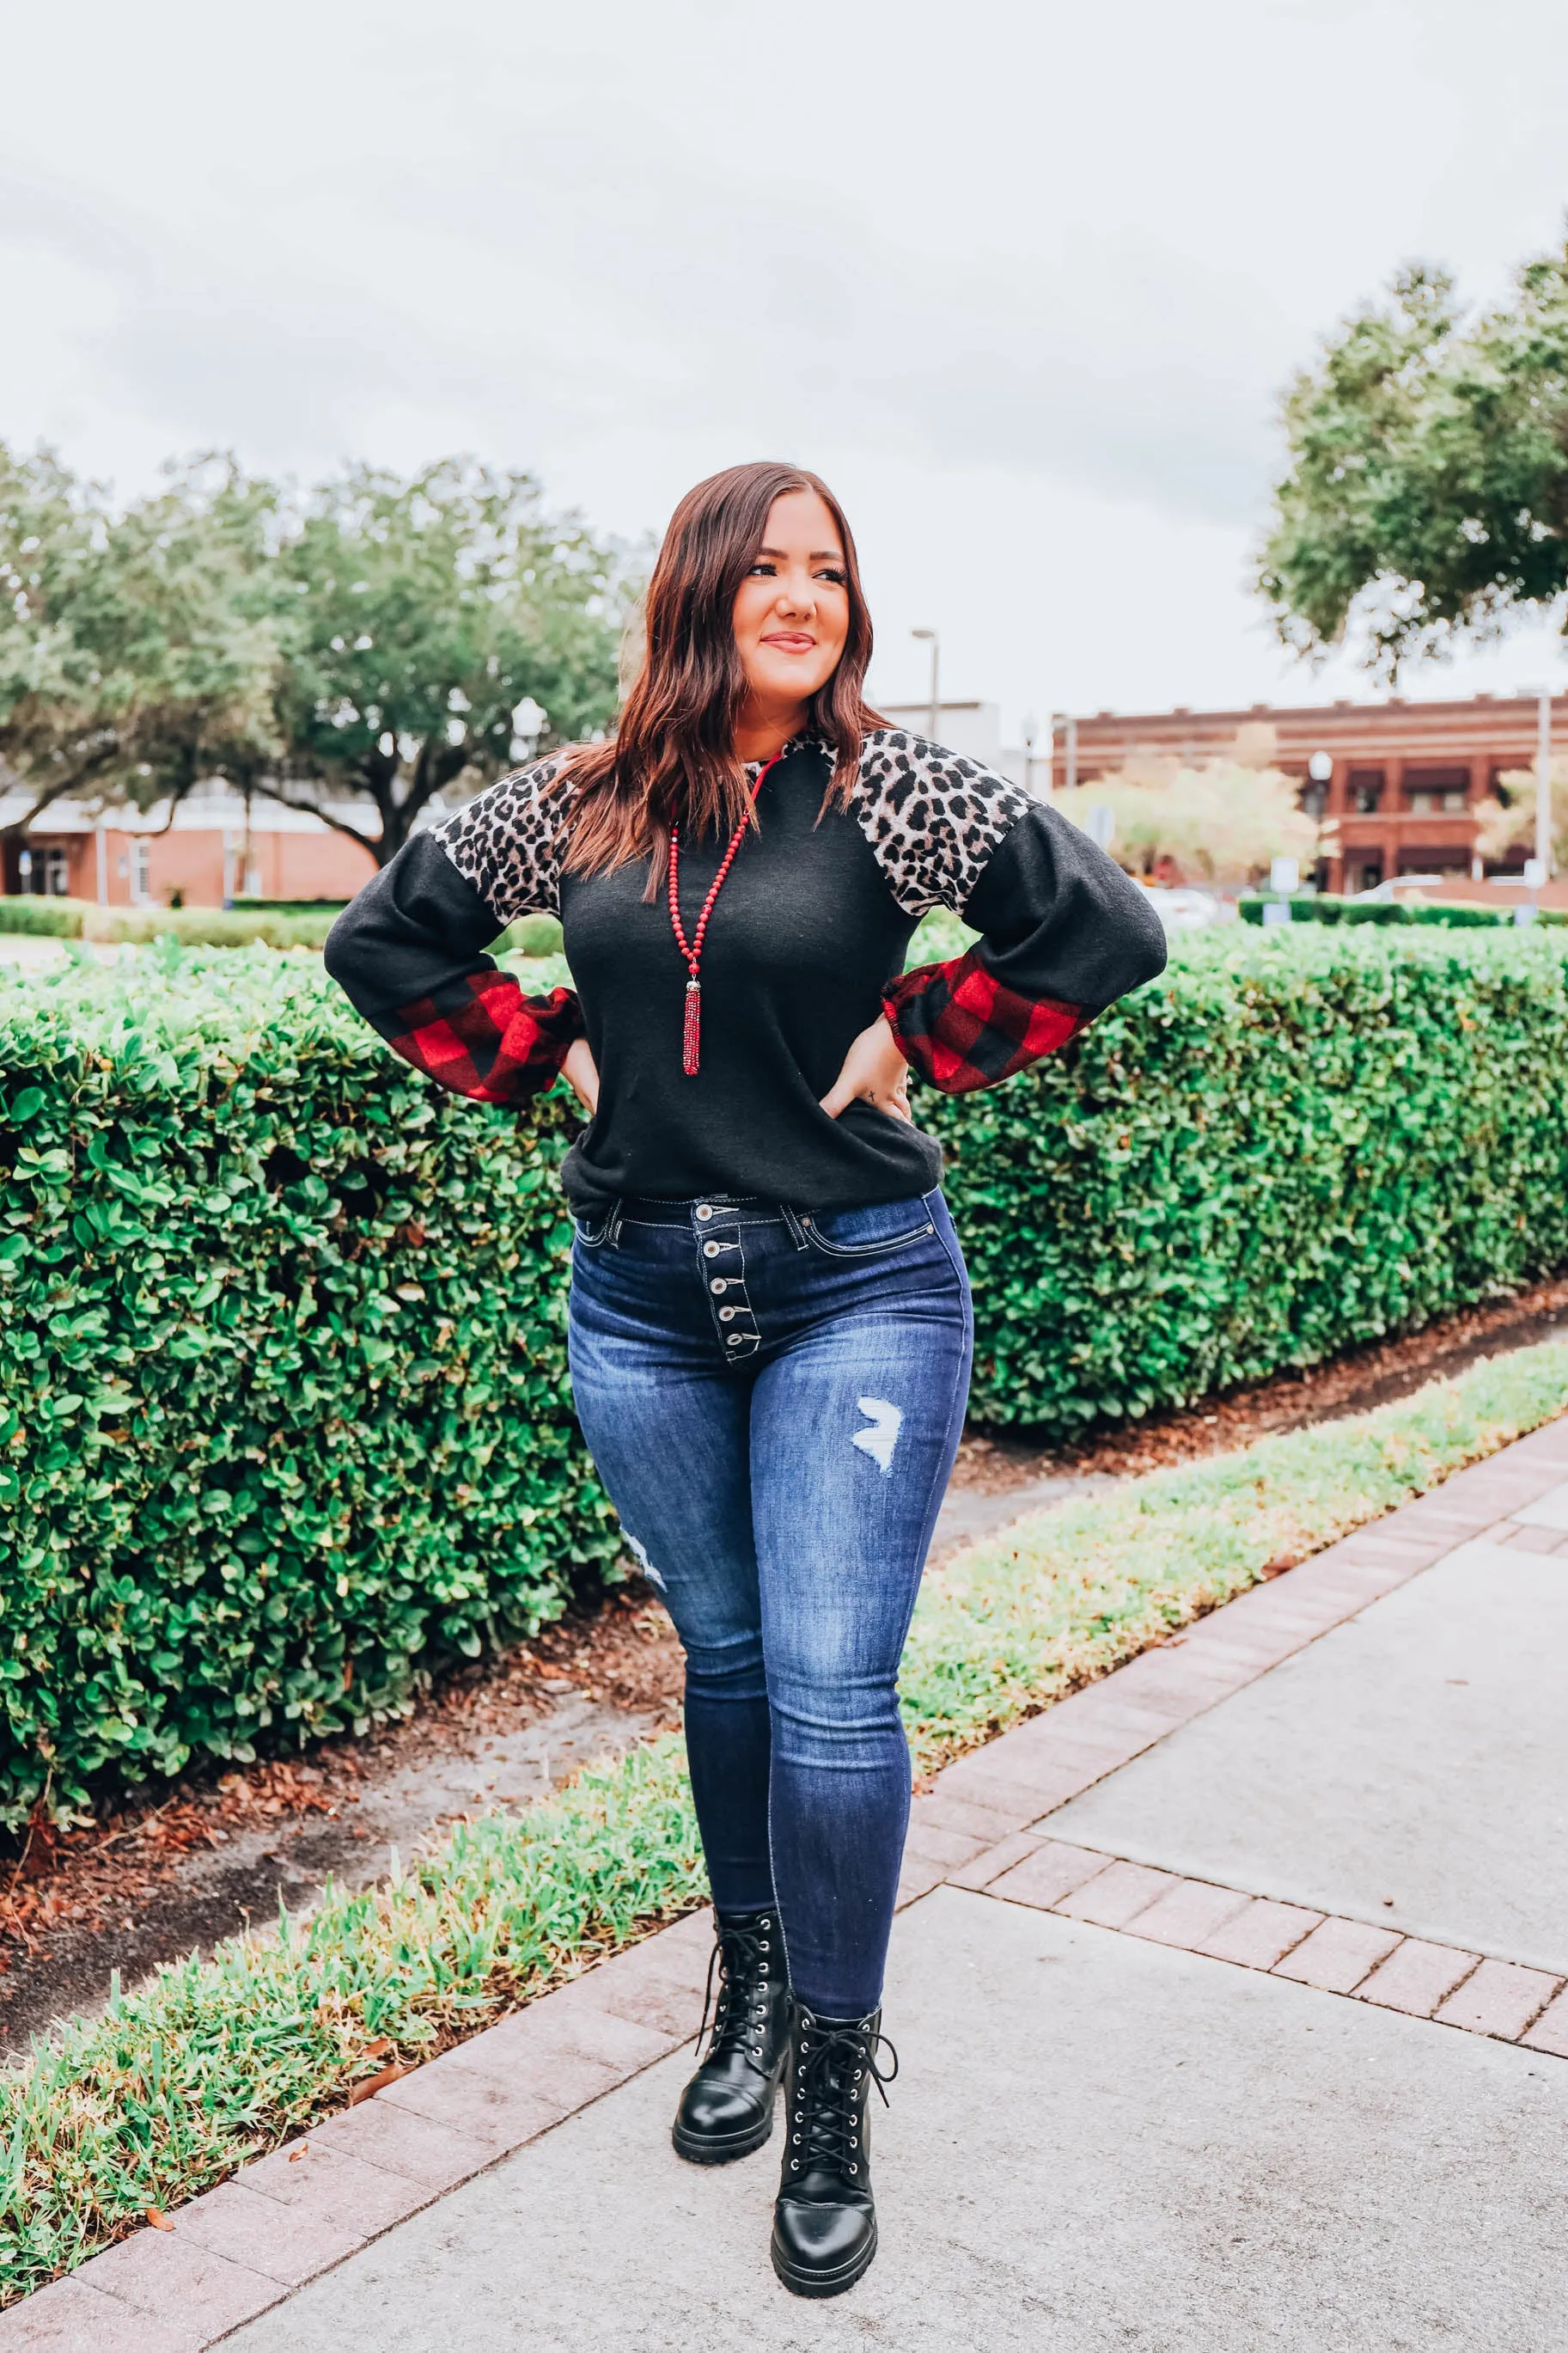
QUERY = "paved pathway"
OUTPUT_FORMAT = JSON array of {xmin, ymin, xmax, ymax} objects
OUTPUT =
[{"xmin": 7, "ymin": 1421, "xmax": 1568, "ymax": 2350}]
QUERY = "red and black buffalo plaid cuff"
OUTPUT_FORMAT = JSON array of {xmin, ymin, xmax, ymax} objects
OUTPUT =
[
  {"xmin": 378, "ymin": 976, "xmax": 584, "ymax": 1103},
  {"xmin": 882, "ymin": 950, "xmax": 1087, "ymax": 1093}
]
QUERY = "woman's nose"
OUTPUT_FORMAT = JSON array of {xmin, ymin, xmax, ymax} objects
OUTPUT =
[{"xmin": 776, "ymin": 573, "xmax": 815, "ymax": 615}]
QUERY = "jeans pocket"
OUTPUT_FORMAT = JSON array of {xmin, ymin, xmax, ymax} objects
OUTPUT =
[
  {"xmin": 802, "ymin": 1200, "xmax": 938, "ymax": 1259},
  {"xmin": 573, "ymin": 1213, "xmax": 613, "ymax": 1250}
]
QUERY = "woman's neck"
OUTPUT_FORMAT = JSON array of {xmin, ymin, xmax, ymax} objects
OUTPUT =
[{"xmin": 732, "ymin": 700, "xmax": 808, "ymax": 766}]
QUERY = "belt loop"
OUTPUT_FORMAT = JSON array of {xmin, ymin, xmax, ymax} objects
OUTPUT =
[
  {"xmin": 605, "ymin": 1197, "xmax": 625, "ymax": 1249},
  {"xmin": 778, "ymin": 1203, "xmax": 809, "ymax": 1251}
]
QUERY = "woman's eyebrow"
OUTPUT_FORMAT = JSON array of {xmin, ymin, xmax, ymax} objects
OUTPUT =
[{"xmin": 755, "ymin": 543, "xmax": 845, "ymax": 562}]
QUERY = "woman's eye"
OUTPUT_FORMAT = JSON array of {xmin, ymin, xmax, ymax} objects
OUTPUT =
[
  {"xmin": 816, "ymin": 566, "xmax": 847, "ymax": 585},
  {"xmin": 749, "ymin": 560, "xmax": 777, "ymax": 577}
]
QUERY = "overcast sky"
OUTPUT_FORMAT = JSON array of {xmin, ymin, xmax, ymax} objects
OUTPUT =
[{"xmin": 5, "ymin": 0, "xmax": 1567, "ymax": 738}]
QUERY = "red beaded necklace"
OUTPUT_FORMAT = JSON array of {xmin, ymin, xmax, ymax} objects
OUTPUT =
[{"xmin": 667, "ymin": 752, "xmax": 783, "ymax": 1075}]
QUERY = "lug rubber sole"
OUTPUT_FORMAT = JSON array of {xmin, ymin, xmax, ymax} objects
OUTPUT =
[
  {"xmin": 770, "ymin": 2215, "xmax": 878, "ymax": 2299},
  {"xmin": 671, "ymin": 2088, "xmax": 778, "ymax": 2167}
]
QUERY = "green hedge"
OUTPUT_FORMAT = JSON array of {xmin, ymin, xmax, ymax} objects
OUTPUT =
[
  {"xmin": 1240, "ymin": 891, "xmax": 1567, "ymax": 928},
  {"xmin": 230, "ymin": 898, "xmax": 350, "ymax": 914},
  {"xmin": 0, "ymin": 897, "xmax": 86, "ymax": 938},
  {"xmin": 1, "ymin": 897, "xmax": 565, "ymax": 955},
  {"xmin": 0, "ymin": 944, "xmax": 617, "ymax": 1825},
  {"xmin": 0, "ymin": 898, "xmax": 340, "ymax": 949},
  {"xmin": 949, "ymin": 926, "xmax": 1568, "ymax": 1426},
  {"xmin": 3, "ymin": 927, "xmax": 1568, "ymax": 1824}
]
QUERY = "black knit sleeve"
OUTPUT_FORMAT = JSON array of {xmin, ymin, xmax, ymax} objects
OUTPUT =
[
  {"xmin": 869, "ymin": 755, "xmax": 1168, "ymax": 1091},
  {"xmin": 324, "ymin": 829, "xmax": 583, "ymax": 1105}
]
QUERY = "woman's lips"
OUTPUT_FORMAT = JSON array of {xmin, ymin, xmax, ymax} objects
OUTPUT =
[{"xmin": 761, "ymin": 633, "xmax": 816, "ymax": 652}]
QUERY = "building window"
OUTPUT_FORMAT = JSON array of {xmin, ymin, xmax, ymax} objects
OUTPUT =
[
  {"xmin": 1348, "ymin": 770, "xmax": 1384, "ymax": 814},
  {"xmin": 27, "ymin": 845, "xmax": 71, "ymax": 896},
  {"xmin": 1405, "ymin": 768, "xmax": 1468, "ymax": 814},
  {"xmin": 1350, "ymin": 855, "xmax": 1383, "ymax": 894},
  {"xmin": 131, "ymin": 839, "xmax": 151, "ymax": 904}
]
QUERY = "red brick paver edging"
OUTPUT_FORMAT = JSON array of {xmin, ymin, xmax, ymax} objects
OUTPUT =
[{"xmin": 5, "ymin": 1425, "xmax": 1567, "ymax": 2349}]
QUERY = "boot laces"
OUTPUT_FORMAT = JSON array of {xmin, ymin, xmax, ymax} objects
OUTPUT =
[
  {"xmin": 699, "ymin": 1914, "xmax": 777, "ymax": 2069},
  {"xmin": 786, "ymin": 2013, "xmax": 898, "ymax": 2182}
]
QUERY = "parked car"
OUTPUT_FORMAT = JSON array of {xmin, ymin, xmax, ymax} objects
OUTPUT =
[
  {"xmin": 1351, "ymin": 875, "xmax": 1448, "ymax": 901},
  {"xmin": 1142, "ymin": 886, "xmax": 1226, "ymax": 931}
]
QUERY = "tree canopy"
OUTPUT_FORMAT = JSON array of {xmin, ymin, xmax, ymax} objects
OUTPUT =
[
  {"xmin": 265, "ymin": 460, "xmax": 630, "ymax": 865},
  {"xmin": 1474, "ymin": 759, "xmax": 1568, "ymax": 874},
  {"xmin": 1259, "ymin": 236, "xmax": 1568, "ymax": 676},
  {"xmin": 0, "ymin": 447, "xmax": 281, "ymax": 837},
  {"xmin": 1058, "ymin": 751, "xmax": 1317, "ymax": 885},
  {"xmin": 0, "ymin": 449, "xmax": 631, "ymax": 865}
]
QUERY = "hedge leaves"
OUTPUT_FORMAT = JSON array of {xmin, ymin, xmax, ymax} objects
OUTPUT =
[{"xmin": 3, "ymin": 926, "xmax": 1567, "ymax": 1824}]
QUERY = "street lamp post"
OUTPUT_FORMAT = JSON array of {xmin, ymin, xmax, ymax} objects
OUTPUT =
[
  {"xmin": 911, "ymin": 628, "xmax": 939, "ymax": 745},
  {"xmin": 1516, "ymin": 684, "xmax": 1556, "ymax": 900},
  {"xmin": 1021, "ymin": 712, "xmax": 1039, "ymax": 798}
]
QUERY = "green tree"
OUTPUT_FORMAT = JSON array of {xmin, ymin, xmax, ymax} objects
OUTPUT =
[
  {"xmin": 1474, "ymin": 759, "xmax": 1568, "ymax": 873},
  {"xmin": 0, "ymin": 445, "xmax": 282, "ymax": 845},
  {"xmin": 1259, "ymin": 237, "xmax": 1568, "ymax": 675},
  {"xmin": 261, "ymin": 460, "xmax": 630, "ymax": 867},
  {"xmin": 1058, "ymin": 755, "xmax": 1318, "ymax": 885}
]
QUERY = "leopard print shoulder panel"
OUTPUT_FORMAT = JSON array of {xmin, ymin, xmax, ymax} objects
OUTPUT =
[
  {"xmin": 850, "ymin": 730, "xmax": 1032, "ymax": 917},
  {"xmin": 433, "ymin": 751, "xmax": 577, "ymax": 924}
]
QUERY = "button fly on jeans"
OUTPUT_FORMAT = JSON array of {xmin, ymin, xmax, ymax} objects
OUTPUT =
[
  {"xmin": 696, "ymin": 1204, "xmax": 714, "ymax": 1221},
  {"xmin": 711, "ymin": 1279, "xmax": 727, "ymax": 1293},
  {"xmin": 704, "ymin": 1241, "xmax": 723, "ymax": 1258}
]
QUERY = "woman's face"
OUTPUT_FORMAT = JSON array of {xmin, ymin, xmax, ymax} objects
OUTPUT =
[{"xmin": 732, "ymin": 489, "xmax": 850, "ymax": 716}]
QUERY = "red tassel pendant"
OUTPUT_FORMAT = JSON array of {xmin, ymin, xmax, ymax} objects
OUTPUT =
[
  {"xmin": 668, "ymin": 751, "xmax": 784, "ymax": 1079},
  {"xmin": 682, "ymin": 978, "xmax": 702, "ymax": 1076}
]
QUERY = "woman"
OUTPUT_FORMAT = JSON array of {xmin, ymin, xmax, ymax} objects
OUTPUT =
[{"xmin": 325, "ymin": 460, "xmax": 1166, "ymax": 2299}]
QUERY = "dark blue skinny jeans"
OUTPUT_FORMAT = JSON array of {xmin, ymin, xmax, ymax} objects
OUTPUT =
[{"xmin": 567, "ymin": 1189, "xmax": 973, "ymax": 2018}]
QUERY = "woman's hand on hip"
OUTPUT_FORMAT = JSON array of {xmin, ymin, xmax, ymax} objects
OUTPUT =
[
  {"xmin": 562, "ymin": 1036, "xmax": 600, "ymax": 1115},
  {"xmin": 820, "ymin": 1016, "xmax": 912, "ymax": 1124}
]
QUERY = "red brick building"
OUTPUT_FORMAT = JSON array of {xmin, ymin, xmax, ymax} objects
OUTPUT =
[
  {"xmin": 0, "ymin": 787, "xmax": 378, "ymax": 908},
  {"xmin": 1050, "ymin": 694, "xmax": 1562, "ymax": 894}
]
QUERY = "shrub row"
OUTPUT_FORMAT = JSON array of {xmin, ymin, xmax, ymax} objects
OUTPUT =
[
  {"xmin": 0, "ymin": 897, "xmax": 339, "ymax": 949},
  {"xmin": 0, "ymin": 944, "xmax": 617, "ymax": 1825},
  {"xmin": 6, "ymin": 1343, "xmax": 1566, "ymax": 2306},
  {"xmin": 1238, "ymin": 890, "xmax": 1567, "ymax": 927},
  {"xmin": 3, "ymin": 927, "xmax": 1567, "ymax": 1821},
  {"xmin": 948, "ymin": 926, "xmax": 1568, "ymax": 1427},
  {"xmin": 0, "ymin": 897, "xmax": 566, "ymax": 956}
]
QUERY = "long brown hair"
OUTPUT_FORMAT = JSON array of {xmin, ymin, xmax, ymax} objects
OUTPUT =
[{"xmin": 562, "ymin": 461, "xmax": 882, "ymax": 889}]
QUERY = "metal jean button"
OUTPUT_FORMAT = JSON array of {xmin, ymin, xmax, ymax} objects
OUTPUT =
[
  {"xmin": 710, "ymin": 1279, "xmax": 727, "ymax": 1293},
  {"xmin": 696, "ymin": 1204, "xmax": 713, "ymax": 1221},
  {"xmin": 703, "ymin": 1240, "xmax": 722, "ymax": 1257}
]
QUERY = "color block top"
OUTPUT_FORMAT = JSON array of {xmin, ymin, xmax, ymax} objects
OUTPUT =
[{"xmin": 324, "ymin": 731, "xmax": 1167, "ymax": 1213}]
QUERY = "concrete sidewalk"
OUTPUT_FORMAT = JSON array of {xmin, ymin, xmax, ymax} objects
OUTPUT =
[{"xmin": 9, "ymin": 1420, "xmax": 1568, "ymax": 2350}]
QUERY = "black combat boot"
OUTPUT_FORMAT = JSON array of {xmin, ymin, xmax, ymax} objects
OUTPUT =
[
  {"xmin": 671, "ymin": 1909, "xmax": 790, "ymax": 2164},
  {"xmin": 771, "ymin": 2002, "xmax": 898, "ymax": 2299}
]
